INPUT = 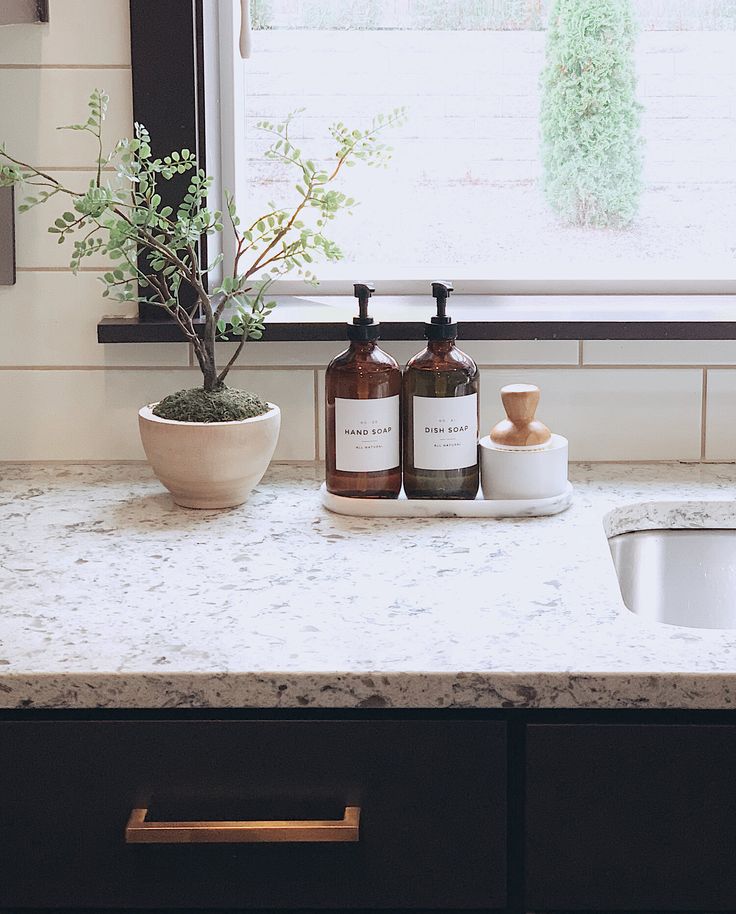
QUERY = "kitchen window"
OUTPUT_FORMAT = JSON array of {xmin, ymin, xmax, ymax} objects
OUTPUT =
[
  {"xmin": 101, "ymin": 0, "xmax": 736, "ymax": 341},
  {"xmin": 209, "ymin": 0, "xmax": 736, "ymax": 294}
]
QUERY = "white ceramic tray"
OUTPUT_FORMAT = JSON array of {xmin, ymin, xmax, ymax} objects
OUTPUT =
[{"xmin": 320, "ymin": 481, "xmax": 573, "ymax": 518}]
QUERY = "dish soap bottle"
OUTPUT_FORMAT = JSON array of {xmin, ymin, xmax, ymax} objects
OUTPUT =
[
  {"xmin": 325, "ymin": 283, "xmax": 401, "ymax": 498},
  {"xmin": 403, "ymin": 282, "xmax": 479, "ymax": 499}
]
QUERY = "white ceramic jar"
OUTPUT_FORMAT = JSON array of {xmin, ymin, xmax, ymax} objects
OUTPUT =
[{"xmin": 479, "ymin": 434, "xmax": 569, "ymax": 501}]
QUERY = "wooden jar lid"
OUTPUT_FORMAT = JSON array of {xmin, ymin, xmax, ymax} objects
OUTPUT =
[{"xmin": 490, "ymin": 384, "xmax": 551, "ymax": 448}]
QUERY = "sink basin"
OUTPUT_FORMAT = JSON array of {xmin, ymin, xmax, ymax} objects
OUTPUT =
[{"xmin": 609, "ymin": 528, "xmax": 736, "ymax": 629}]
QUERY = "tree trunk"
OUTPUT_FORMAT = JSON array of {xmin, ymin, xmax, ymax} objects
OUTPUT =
[
  {"xmin": 194, "ymin": 320, "xmax": 220, "ymax": 392},
  {"xmin": 202, "ymin": 360, "xmax": 219, "ymax": 392}
]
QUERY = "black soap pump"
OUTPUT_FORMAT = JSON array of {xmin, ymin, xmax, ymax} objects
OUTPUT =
[
  {"xmin": 325, "ymin": 284, "xmax": 402, "ymax": 498},
  {"xmin": 427, "ymin": 280, "xmax": 456, "ymax": 339},
  {"xmin": 348, "ymin": 282, "xmax": 380, "ymax": 341},
  {"xmin": 402, "ymin": 281, "xmax": 480, "ymax": 499}
]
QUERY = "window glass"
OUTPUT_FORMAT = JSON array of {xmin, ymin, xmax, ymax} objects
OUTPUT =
[{"xmin": 242, "ymin": 0, "xmax": 736, "ymax": 281}]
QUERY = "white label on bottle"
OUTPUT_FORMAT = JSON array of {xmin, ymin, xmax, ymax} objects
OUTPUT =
[
  {"xmin": 335, "ymin": 396, "xmax": 400, "ymax": 473},
  {"xmin": 412, "ymin": 393, "xmax": 478, "ymax": 470}
]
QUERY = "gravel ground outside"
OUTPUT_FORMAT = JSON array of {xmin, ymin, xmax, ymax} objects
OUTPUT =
[{"xmin": 244, "ymin": 29, "xmax": 736, "ymax": 278}]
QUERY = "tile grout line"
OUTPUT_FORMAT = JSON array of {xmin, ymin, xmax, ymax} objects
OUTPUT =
[
  {"xmin": 0, "ymin": 64, "xmax": 131, "ymax": 70},
  {"xmin": 313, "ymin": 369, "xmax": 320, "ymax": 461},
  {"xmin": 0, "ymin": 457, "xmax": 736, "ymax": 467},
  {"xmin": 17, "ymin": 267, "xmax": 117, "ymax": 273},
  {"xmin": 0, "ymin": 365, "xmax": 191, "ymax": 372},
  {"xmin": 701, "ymin": 367, "xmax": 708, "ymax": 461},
  {"xmin": 0, "ymin": 458, "xmax": 320, "ymax": 466},
  {"xmin": 13, "ymin": 167, "xmax": 118, "ymax": 175},
  {"xmin": 0, "ymin": 362, "xmax": 727, "ymax": 371}
]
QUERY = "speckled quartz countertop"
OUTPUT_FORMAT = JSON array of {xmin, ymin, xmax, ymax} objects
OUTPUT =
[{"xmin": 3, "ymin": 462, "xmax": 736, "ymax": 710}]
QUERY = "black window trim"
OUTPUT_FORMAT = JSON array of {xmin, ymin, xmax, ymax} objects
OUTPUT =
[
  {"xmin": 128, "ymin": 0, "xmax": 206, "ymax": 322},
  {"xmin": 0, "ymin": 0, "xmax": 48, "ymax": 25},
  {"xmin": 100, "ymin": 0, "xmax": 736, "ymax": 344}
]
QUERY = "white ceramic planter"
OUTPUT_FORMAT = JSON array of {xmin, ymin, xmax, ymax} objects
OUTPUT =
[{"xmin": 138, "ymin": 403, "xmax": 281, "ymax": 509}]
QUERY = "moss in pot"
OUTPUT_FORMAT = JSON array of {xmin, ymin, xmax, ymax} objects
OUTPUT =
[
  {"xmin": 1, "ymin": 91, "xmax": 405, "ymax": 506},
  {"xmin": 153, "ymin": 387, "xmax": 270, "ymax": 424}
]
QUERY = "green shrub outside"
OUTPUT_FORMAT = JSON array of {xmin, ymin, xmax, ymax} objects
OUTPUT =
[{"xmin": 540, "ymin": 0, "xmax": 643, "ymax": 227}]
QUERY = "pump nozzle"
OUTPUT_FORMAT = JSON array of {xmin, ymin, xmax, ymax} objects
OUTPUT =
[
  {"xmin": 348, "ymin": 282, "xmax": 380, "ymax": 341},
  {"xmin": 353, "ymin": 283, "xmax": 375, "ymax": 323},
  {"xmin": 426, "ymin": 281, "xmax": 457, "ymax": 340}
]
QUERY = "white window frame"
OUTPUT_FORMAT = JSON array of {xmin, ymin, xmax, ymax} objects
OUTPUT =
[{"xmin": 204, "ymin": 0, "xmax": 736, "ymax": 298}]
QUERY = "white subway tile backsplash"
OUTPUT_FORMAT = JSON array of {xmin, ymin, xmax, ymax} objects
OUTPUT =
[
  {"xmin": 584, "ymin": 340, "xmax": 736, "ymax": 366},
  {"xmin": 2, "ymin": 68, "xmax": 132, "ymax": 166},
  {"xmin": 0, "ymin": 272, "xmax": 189, "ymax": 367},
  {"xmin": 0, "ymin": 368, "xmax": 315, "ymax": 461},
  {"xmin": 0, "ymin": 0, "xmax": 130, "ymax": 66},
  {"xmin": 220, "ymin": 339, "xmax": 578, "ymax": 369},
  {"xmin": 228, "ymin": 368, "xmax": 316, "ymax": 460},
  {"xmin": 14, "ymin": 170, "xmax": 113, "ymax": 269},
  {"xmin": 315, "ymin": 345, "xmax": 576, "ymax": 461},
  {"xmin": 384, "ymin": 340, "xmax": 579, "ymax": 366},
  {"xmin": 0, "ymin": 369, "xmax": 147, "ymax": 460},
  {"xmin": 705, "ymin": 370, "xmax": 736, "ymax": 462},
  {"xmin": 317, "ymin": 366, "xmax": 702, "ymax": 464},
  {"xmin": 480, "ymin": 368, "xmax": 703, "ymax": 461},
  {"xmin": 218, "ymin": 341, "xmax": 348, "ymax": 368},
  {"xmin": 481, "ymin": 340, "xmax": 579, "ymax": 365}
]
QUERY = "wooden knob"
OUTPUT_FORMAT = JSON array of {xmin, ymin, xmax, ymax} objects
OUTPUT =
[{"xmin": 490, "ymin": 384, "xmax": 551, "ymax": 447}]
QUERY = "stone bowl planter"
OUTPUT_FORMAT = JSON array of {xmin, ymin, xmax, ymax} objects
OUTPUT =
[{"xmin": 138, "ymin": 403, "xmax": 281, "ymax": 509}]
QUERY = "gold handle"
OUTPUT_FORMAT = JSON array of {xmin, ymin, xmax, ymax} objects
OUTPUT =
[{"xmin": 125, "ymin": 805, "xmax": 361, "ymax": 844}]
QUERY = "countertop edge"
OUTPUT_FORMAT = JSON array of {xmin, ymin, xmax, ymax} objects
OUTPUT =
[{"xmin": 2, "ymin": 671, "xmax": 736, "ymax": 710}]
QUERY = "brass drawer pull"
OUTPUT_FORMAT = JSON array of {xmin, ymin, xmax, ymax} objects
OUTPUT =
[{"xmin": 125, "ymin": 805, "xmax": 361, "ymax": 844}]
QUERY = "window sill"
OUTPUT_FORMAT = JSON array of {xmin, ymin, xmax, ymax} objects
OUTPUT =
[{"xmin": 97, "ymin": 294, "xmax": 736, "ymax": 343}]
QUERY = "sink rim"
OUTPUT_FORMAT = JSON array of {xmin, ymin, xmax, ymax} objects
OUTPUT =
[{"xmin": 604, "ymin": 500, "xmax": 736, "ymax": 540}]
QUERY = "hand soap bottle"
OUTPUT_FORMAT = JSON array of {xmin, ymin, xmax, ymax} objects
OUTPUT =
[
  {"xmin": 403, "ymin": 282, "xmax": 479, "ymax": 499},
  {"xmin": 325, "ymin": 284, "xmax": 401, "ymax": 498}
]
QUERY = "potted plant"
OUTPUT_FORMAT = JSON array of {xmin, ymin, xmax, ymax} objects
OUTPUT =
[{"xmin": 0, "ymin": 91, "xmax": 404, "ymax": 508}]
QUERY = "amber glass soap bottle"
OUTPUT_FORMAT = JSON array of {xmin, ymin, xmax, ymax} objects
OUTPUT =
[
  {"xmin": 325, "ymin": 284, "xmax": 402, "ymax": 498},
  {"xmin": 403, "ymin": 282, "xmax": 480, "ymax": 499}
]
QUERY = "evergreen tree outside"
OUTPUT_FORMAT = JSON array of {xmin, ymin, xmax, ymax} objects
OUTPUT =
[{"xmin": 540, "ymin": 0, "xmax": 643, "ymax": 228}]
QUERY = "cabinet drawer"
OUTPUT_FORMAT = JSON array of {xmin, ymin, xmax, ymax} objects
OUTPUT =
[
  {"xmin": 526, "ymin": 724, "xmax": 736, "ymax": 911},
  {"xmin": 0, "ymin": 718, "xmax": 506, "ymax": 909}
]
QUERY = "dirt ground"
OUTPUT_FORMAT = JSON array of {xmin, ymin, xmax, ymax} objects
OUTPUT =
[
  {"xmin": 245, "ymin": 29, "xmax": 736, "ymax": 278},
  {"xmin": 321, "ymin": 178, "xmax": 736, "ymax": 276}
]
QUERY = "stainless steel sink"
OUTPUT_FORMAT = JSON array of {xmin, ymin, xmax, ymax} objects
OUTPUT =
[{"xmin": 609, "ymin": 528, "xmax": 736, "ymax": 629}]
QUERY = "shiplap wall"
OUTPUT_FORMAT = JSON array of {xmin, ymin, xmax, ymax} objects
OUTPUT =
[{"xmin": 1, "ymin": 0, "xmax": 735, "ymax": 463}]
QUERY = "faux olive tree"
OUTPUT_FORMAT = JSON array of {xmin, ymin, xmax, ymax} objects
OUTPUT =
[
  {"xmin": 0, "ymin": 91, "xmax": 404, "ymax": 420},
  {"xmin": 540, "ymin": 0, "xmax": 643, "ymax": 227}
]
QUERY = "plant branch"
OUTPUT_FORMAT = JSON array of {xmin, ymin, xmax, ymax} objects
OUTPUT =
[{"xmin": 2, "ymin": 92, "xmax": 404, "ymax": 395}]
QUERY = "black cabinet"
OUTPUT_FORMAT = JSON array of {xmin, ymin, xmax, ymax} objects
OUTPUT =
[
  {"xmin": 0, "ymin": 718, "xmax": 506, "ymax": 910},
  {"xmin": 6, "ymin": 710, "xmax": 736, "ymax": 912},
  {"xmin": 526, "ymin": 723, "xmax": 736, "ymax": 911}
]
